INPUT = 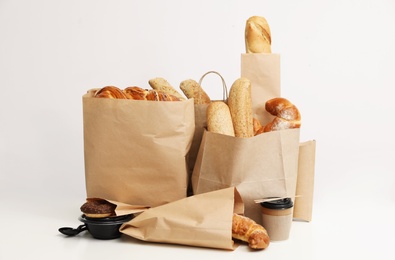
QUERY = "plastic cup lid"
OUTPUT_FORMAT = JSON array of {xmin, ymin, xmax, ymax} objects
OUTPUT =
[{"xmin": 260, "ymin": 198, "xmax": 293, "ymax": 209}]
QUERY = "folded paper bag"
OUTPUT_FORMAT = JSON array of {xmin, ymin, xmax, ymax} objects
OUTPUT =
[{"xmin": 120, "ymin": 187, "xmax": 244, "ymax": 250}]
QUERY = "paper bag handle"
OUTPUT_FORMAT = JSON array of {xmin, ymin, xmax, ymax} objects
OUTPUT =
[{"xmin": 198, "ymin": 71, "xmax": 228, "ymax": 101}]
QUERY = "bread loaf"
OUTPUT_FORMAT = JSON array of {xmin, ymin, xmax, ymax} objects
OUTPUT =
[
  {"xmin": 179, "ymin": 79, "xmax": 211, "ymax": 105},
  {"xmin": 227, "ymin": 78, "xmax": 254, "ymax": 138},
  {"xmin": 258, "ymin": 97, "xmax": 301, "ymax": 133},
  {"xmin": 245, "ymin": 16, "xmax": 272, "ymax": 53},
  {"xmin": 206, "ymin": 101, "xmax": 235, "ymax": 137},
  {"xmin": 232, "ymin": 213, "xmax": 270, "ymax": 250},
  {"xmin": 148, "ymin": 77, "xmax": 186, "ymax": 100}
]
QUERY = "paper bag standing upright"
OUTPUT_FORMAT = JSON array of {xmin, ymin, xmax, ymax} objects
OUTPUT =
[{"xmin": 83, "ymin": 90, "xmax": 195, "ymax": 207}]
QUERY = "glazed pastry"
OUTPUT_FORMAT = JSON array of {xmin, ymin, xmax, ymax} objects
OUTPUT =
[
  {"xmin": 258, "ymin": 97, "xmax": 301, "ymax": 133},
  {"xmin": 232, "ymin": 213, "xmax": 270, "ymax": 250},
  {"xmin": 80, "ymin": 198, "xmax": 117, "ymax": 218},
  {"xmin": 94, "ymin": 86, "xmax": 128, "ymax": 99}
]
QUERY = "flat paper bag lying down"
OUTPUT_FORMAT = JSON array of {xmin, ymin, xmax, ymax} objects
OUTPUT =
[
  {"xmin": 120, "ymin": 187, "xmax": 244, "ymax": 250},
  {"xmin": 83, "ymin": 89, "xmax": 195, "ymax": 207}
]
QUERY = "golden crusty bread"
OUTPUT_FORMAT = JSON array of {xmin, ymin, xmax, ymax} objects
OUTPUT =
[
  {"xmin": 148, "ymin": 77, "xmax": 186, "ymax": 100},
  {"xmin": 94, "ymin": 86, "xmax": 128, "ymax": 99},
  {"xmin": 232, "ymin": 213, "xmax": 270, "ymax": 250},
  {"xmin": 227, "ymin": 77, "xmax": 254, "ymax": 138},
  {"xmin": 206, "ymin": 101, "xmax": 235, "ymax": 137},
  {"xmin": 245, "ymin": 16, "xmax": 272, "ymax": 53},
  {"xmin": 179, "ymin": 79, "xmax": 211, "ymax": 105},
  {"xmin": 257, "ymin": 97, "xmax": 301, "ymax": 133}
]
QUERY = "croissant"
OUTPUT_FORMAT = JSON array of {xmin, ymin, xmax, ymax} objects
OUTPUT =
[
  {"xmin": 94, "ymin": 86, "xmax": 128, "ymax": 99},
  {"xmin": 257, "ymin": 97, "xmax": 301, "ymax": 134},
  {"xmin": 232, "ymin": 213, "xmax": 270, "ymax": 250},
  {"xmin": 125, "ymin": 86, "xmax": 181, "ymax": 101}
]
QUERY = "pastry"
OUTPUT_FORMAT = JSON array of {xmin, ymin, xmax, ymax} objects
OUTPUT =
[
  {"xmin": 80, "ymin": 198, "xmax": 117, "ymax": 218},
  {"xmin": 232, "ymin": 213, "xmax": 270, "ymax": 250},
  {"xmin": 259, "ymin": 97, "xmax": 301, "ymax": 133},
  {"xmin": 94, "ymin": 86, "xmax": 128, "ymax": 99}
]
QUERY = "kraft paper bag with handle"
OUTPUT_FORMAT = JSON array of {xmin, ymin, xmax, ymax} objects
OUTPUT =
[
  {"xmin": 192, "ymin": 128, "xmax": 300, "ymax": 225},
  {"xmin": 82, "ymin": 89, "xmax": 195, "ymax": 207},
  {"xmin": 120, "ymin": 187, "xmax": 244, "ymax": 250},
  {"xmin": 185, "ymin": 71, "xmax": 229, "ymax": 195}
]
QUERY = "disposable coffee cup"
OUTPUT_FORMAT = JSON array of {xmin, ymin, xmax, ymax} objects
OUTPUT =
[{"xmin": 260, "ymin": 198, "xmax": 293, "ymax": 241}]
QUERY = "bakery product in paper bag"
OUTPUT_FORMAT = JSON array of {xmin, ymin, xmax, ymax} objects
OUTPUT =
[
  {"xmin": 94, "ymin": 86, "xmax": 128, "ymax": 99},
  {"xmin": 245, "ymin": 16, "xmax": 272, "ymax": 53},
  {"xmin": 180, "ymin": 79, "xmax": 211, "ymax": 105},
  {"xmin": 124, "ymin": 86, "xmax": 181, "ymax": 101},
  {"xmin": 228, "ymin": 77, "xmax": 254, "ymax": 138},
  {"xmin": 148, "ymin": 77, "xmax": 186, "ymax": 100},
  {"xmin": 206, "ymin": 101, "xmax": 235, "ymax": 136},
  {"xmin": 257, "ymin": 97, "xmax": 301, "ymax": 133},
  {"xmin": 232, "ymin": 213, "xmax": 270, "ymax": 250}
]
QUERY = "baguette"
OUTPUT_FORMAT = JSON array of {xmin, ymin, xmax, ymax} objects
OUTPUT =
[
  {"xmin": 148, "ymin": 77, "xmax": 186, "ymax": 100},
  {"xmin": 245, "ymin": 16, "xmax": 272, "ymax": 53},
  {"xmin": 179, "ymin": 79, "xmax": 211, "ymax": 105},
  {"xmin": 206, "ymin": 101, "xmax": 235, "ymax": 137},
  {"xmin": 232, "ymin": 213, "xmax": 270, "ymax": 250},
  {"xmin": 227, "ymin": 77, "xmax": 254, "ymax": 138}
]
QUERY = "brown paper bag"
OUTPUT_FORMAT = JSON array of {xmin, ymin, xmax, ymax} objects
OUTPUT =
[
  {"xmin": 242, "ymin": 53, "xmax": 316, "ymax": 221},
  {"xmin": 82, "ymin": 89, "xmax": 195, "ymax": 207},
  {"xmin": 293, "ymin": 140, "xmax": 316, "ymax": 221},
  {"xmin": 192, "ymin": 128, "xmax": 300, "ymax": 225},
  {"xmin": 241, "ymin": 53, "xmax": 281, "ymax": 126},
  {"xmin": 120, "ymin": 187, "xmax": 244, "ymax": 250}
]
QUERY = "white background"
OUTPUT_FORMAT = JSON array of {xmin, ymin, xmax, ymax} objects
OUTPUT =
[{"xmin": 1, "ymin": 0, "xmax": 395, "ymax": 259}]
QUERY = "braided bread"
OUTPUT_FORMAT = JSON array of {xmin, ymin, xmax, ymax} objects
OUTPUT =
[
  {"xmin": 257, "ymin": 97, "xmax": 301, "ymax": 134},
  {"xmin": 232, "ymin": 213, "xmax": 270, "ymax": 250}
]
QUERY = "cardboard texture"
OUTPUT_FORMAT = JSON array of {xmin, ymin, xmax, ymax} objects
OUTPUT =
[
  {"xmin": 82, "ymin": 90, "xmax": 195, "ymax": 207},
  {"xmin": 241, "ymin": 53, "xmax": 281, "ymax": 126},
  {"xmin": 192, "ymin": 128, "xmax": 300, "ymax": 225},
  {"xmin": 120, "ymin": 187, "xmax": 244, "ymax": 250},
  {"xmin": 293, "ymin": 140, "xmax": 316, "ymax": 221}
]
